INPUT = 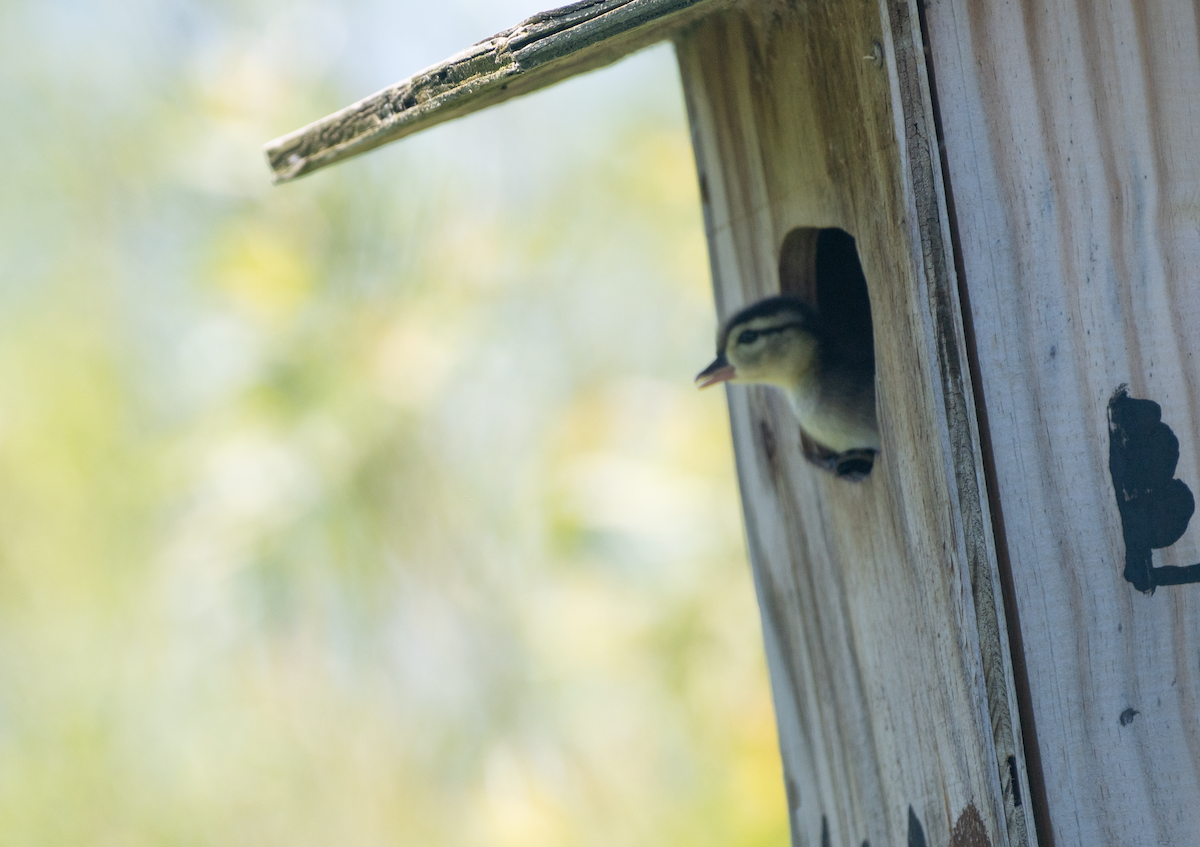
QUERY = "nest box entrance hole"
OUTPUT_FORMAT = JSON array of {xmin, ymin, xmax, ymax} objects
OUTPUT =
[
  {"xmin": 778, "ymin": 227, "xmax": 874, "ymax": 351},
  {"xmin": 779, "ymin": 227, "xmax": 877, "ymax": 479}
]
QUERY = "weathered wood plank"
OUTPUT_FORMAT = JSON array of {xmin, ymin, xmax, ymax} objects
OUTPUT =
[
  {"xmin": 264, "ymin": 0, "xmax": 730, "ymax": 183},
  {"xmin": 677, "ymin": 1, "xmax": 1032, "ymax": 845},
  {"xmin": 925, "ymin": 1, "xmax": 1200, "ymax": 845}
]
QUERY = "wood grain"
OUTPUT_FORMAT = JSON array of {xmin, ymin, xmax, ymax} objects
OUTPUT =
[
  {"xmin": 263, "ymin": 0, "xmax": 730, "ymax": 183},
  {"xmin": 925, "ymin": 1, "xmax": 1200, "ymax": 845},
  {"xmin": 676, "ymin": 1, "xmax": 1032, "ymax": 845}
]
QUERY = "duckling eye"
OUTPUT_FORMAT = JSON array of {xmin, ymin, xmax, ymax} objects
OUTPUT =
[{"xmin": 737, "ymin": 329, "xmax": 760, "ymax": 345}]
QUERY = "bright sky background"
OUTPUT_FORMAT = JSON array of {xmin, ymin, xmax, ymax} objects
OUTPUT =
[{"xmin": 0, "ymin": 2, "xmax": 788, "ymax": 844}]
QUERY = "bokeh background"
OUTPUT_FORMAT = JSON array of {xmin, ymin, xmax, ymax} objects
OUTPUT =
[{"xmin": 0, "ymin": 1, "xmax": 788, "ymax": 843}]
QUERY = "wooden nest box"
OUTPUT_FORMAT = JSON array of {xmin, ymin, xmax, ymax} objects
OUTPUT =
[{"xmin": 266, "ymin": 2, "xmax": 1200, "ymax": 845}]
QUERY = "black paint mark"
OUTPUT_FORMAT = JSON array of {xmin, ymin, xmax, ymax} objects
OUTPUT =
[
  {"xmin": 1119, "ymin": 707, "xmax": 1140, "ymax": 726},
  {"xmin": 908, "ymin": 806, "xmax": 927, "ymax": 847},
  {"xmin": 821, "ymin": 815, "xmax": 831, "ymax": 847},
  {"xmin": 785, "ymin": 775, "xmax": 799, "ymax": 812},
  {"xmin": 1006, "ymin": 755, "xmax": 1022, "ymax": 807},
  {"xmin": 1108, "ymin": 386, "xmax": 1200, "ymax": 593}
]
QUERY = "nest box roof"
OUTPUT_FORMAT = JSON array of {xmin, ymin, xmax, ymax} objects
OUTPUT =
[{"xmin": 264, "ymin": 0, "xmax": 729, "ymax": 184}]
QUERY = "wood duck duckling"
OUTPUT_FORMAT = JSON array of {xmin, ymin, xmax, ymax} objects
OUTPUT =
[{"xmin": 695, "ymin": 295, "xmax": 879, "ymax": 480}]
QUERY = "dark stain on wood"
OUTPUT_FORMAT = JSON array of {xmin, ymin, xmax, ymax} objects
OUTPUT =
[
  {"xmin": 1119, "ymin": 707, "xmax": 1140, "ymax": 726},
  {"xmin": 949, "ymin": 803, "xmax": 992, "ymax": 847},
  {"xmin": 1107, "ymin": 385, "xmax": 1200, "ymax": 593},
  {"xmin": 908, "ymin": 806, "xmax": 927, "ymax": 847},
  {"xmin": 785, "ymin": 774, "xmax": 800, "ymax": 812},
  {"xmin": 1006, "ymin": 755, "xmax": 1022, "ymax": 807},
  {"xmin": 760, "ymin": 417, "xmax": 779, "ymax": 470}
]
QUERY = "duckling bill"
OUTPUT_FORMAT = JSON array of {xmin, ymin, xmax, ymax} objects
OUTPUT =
[{"xmin": 695, "ymin": 295, "xmax": 879, "ymax": 479}]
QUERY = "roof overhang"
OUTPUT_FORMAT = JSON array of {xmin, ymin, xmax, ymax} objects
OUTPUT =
[{"xmin": 264, "ymin": 0, "xmax": 731, "ymax": 184}]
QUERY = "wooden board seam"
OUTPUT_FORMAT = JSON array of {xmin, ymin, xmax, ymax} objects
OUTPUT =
[{"xmin": 882, "ymin": 1, "xmax": 1034, "ymax": 844}]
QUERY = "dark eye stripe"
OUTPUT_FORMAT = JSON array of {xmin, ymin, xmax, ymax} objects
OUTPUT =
[{"xmin": 738, "ymin": 321, "xmax": 805, "ymax": 344}]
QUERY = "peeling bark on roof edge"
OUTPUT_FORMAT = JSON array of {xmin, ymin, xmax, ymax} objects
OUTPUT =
[{"xmin": 264, "ymin": 0, "xmax": 731, "ymax": 184}]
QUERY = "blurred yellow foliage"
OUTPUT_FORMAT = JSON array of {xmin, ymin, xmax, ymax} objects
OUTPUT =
[
  {"xmin": 210, "ymin": 224, "xmax": 315, "ymax": 322},
  {"xmin": 0, "ymin": 2, "xmax": 788, "ymax": 845}
]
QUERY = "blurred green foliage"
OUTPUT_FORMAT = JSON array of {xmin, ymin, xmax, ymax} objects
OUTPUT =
[{"xmin": 0, "ymin": 1, "xmax": 788, "ymax": 844}]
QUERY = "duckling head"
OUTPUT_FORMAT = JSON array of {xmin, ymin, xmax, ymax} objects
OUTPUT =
[{"xmin": 695, "ymin": 296, "xmax": 820, "ymax": 392}]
